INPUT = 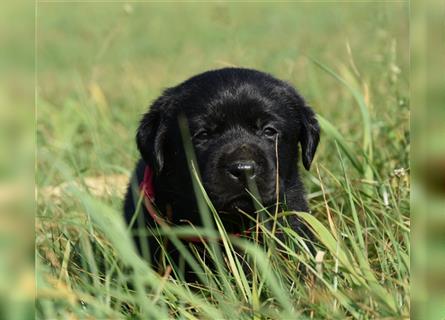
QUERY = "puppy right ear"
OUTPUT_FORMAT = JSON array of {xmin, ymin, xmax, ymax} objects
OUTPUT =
[
  {"xmin": 299, "ymin": 104, "xmax": 320, "ymax": 171},
  {"xmin": 136, "ymin": 96, "xmax": 171, "ymax": 173}
]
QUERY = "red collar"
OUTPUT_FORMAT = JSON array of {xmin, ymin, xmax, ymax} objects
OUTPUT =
[
  {"xmin": 140, "ymin": 165, "xmax": 251, "ymax": 241},
  {"xmin": 139, "ymin": 165, "xmax": 165, "ymax": 225},
  {"xmin": 140, "ymin": 165, "xmax": 155, "ymax": 201}
]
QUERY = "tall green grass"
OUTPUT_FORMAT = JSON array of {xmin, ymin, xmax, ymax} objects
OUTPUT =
[
  {"xmin": 36, "ymin": 129, "xmax": 409, "ymax": 318},
  {"xmin": 36, "ymin": 69, "xmax": 409, "ymax": 318},
  {"xmin": 36, "ymin": 3, "xmax": 409, "ymax": 319}
]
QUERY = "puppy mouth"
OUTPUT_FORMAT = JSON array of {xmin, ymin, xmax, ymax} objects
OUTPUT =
[
  {"xmin": 219, "ymin": 194, "xmax": 257, "ymax": 214},
  {"xmin": 231, "ymin": 195, "xmax": 253, "ymax": 207},
  {"xmin": 210, "ymin": 186, "xmax": 277, "ymax": 212},
  {"xmin": 213, "ymin": 193, "xmax": 277, "ymax": 233}
]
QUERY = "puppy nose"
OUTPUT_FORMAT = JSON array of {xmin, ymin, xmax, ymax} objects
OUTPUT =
[{"xmin": 227, "ymin": 161, "xmax": 256, "ymax": 181}]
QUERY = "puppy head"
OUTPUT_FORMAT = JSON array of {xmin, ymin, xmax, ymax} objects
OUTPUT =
[{"xmin": 136, "ymin": 68, "xmax": 320, "ymax": 214}]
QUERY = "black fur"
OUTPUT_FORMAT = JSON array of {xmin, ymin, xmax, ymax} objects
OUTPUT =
[{"xmin": 124, "ymin": 68, "xmax": 320, "ymax": 270}]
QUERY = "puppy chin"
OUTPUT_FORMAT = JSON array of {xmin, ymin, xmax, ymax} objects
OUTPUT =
[
  {"xmin": 210, "ymin": 189, "xmax": 277, "ymax": 214},
  {"xmin": 223, "ymin": 194, "xmax": 276, "ymax": 214},
  {"xmin": 210, "ymin": 195, "xmax": 253, "ymax": 214},
  {"xmin": 228, "ymin": 196, "xmax": 255, "ymax": 213}
]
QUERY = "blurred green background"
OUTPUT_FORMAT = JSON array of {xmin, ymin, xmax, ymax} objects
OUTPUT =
[
  {"xmin": 411, "ymin": 1, "xmax": 445, "ymax": 318},
  {"xmin": 36, "ymin": 2, "xmax": 408, "ymax": 180},
  {"xmin": 0, "ymin": 2, "xmax": 34, "ymax": 320}
]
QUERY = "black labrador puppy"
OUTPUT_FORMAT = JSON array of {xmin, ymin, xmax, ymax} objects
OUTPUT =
[{"xmin": 124, "ymin": 67, "xmax": 320, "ymax": 270}]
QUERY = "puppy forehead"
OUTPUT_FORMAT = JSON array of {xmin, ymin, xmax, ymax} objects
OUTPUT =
[
  {"xmin": 204, "ymin": 103, "xmax": 274, "ymax": 125},
  {"xmin": 186, "ymin": 89, "xmax": 287, "ymax": 128}
]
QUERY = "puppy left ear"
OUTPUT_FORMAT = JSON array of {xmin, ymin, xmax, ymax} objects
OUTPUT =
[
  {"xmin": 299, "ymin": 105, "xmax": 320, "ymax": 170},
  {"xmin": 136, "ymin": 94, "xmax": 173, "ymax": 174}
]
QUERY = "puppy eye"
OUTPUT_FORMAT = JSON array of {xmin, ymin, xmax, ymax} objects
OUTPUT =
[
  {"xmin": 194, "ymin": 130, "xmax": 209, "ymax": 140},
  {"xmin": 262, "ymin": 126, "xmax": 278, "ymax": 138}
]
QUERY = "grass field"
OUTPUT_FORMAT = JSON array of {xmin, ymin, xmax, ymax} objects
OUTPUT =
[{"xmin": 36, "ymin": 3, "xmax": 409, "ymax": 319}]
